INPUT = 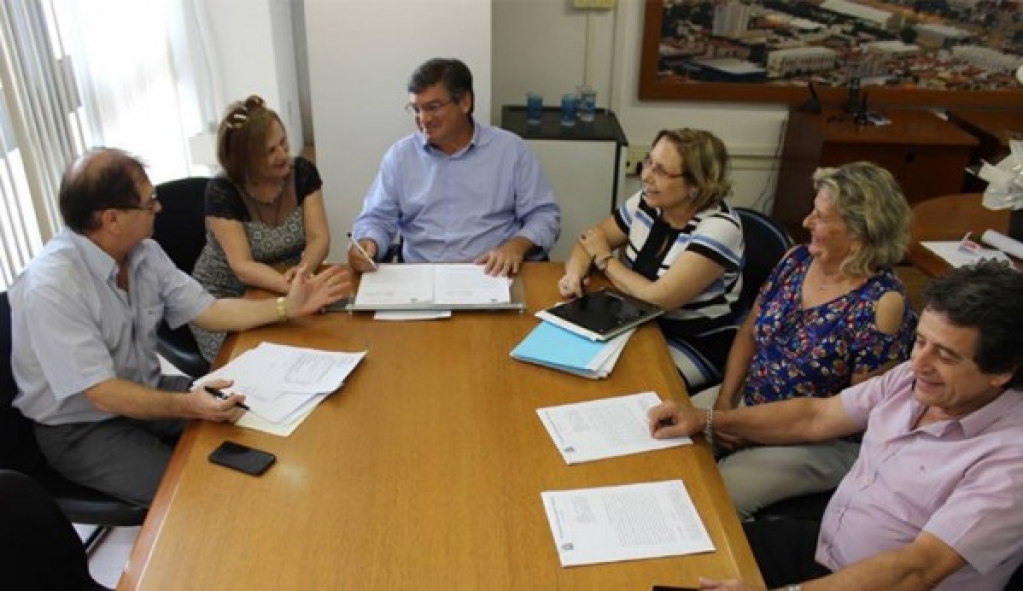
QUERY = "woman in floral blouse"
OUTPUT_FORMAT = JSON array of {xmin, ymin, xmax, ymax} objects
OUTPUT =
[{"xmin": 693, "ymin": 161, "xmax": 917, "ymax": 520}]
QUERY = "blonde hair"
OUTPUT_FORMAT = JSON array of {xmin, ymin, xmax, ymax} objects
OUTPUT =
[
  {"xmin": 812, "ymin": 161, "xmax": 911, "ymax": 276},
  {"xmin": 653, "ymin": 128, "xmax": 732, "ymax": 211}
]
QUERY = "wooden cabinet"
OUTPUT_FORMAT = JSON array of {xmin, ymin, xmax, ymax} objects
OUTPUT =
[{"xmin": 772, "ymin": 107, "xmax": 977, "ymax": 243}]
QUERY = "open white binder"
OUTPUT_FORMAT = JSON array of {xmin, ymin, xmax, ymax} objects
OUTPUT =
[{"xmin": 345, "ymin": 264, "xmax": 527, "ymax": 312}]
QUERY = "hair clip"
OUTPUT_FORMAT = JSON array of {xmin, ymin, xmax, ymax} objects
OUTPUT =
[{"xmin": 225, "ymin": 95, "xmax": 267, "ymax": 130}]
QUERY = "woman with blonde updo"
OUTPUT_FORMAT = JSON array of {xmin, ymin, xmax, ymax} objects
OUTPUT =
[{"xmin": 190, "ymin": 95, "xmax": 331, "ymax": 362}]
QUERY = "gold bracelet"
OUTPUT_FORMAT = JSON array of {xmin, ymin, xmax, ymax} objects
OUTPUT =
[
  {"xmin": 703, "ymin": 409, "xmax": 714, "ymax": 446},
  {"xmin": 275, "ymin": 297, "xmax": 289, "ymax": 322}
]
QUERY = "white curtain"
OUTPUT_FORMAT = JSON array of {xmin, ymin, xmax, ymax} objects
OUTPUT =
[
  {"xmin": 52, "ymin": 0, "xmax": 219, "ymax": 183},
  {"xmin": 0, "ymin": 0, "xmax": 77, "ymax": 288},
  {"xmin": 0, "ymin": 0, "xmax": 218, "ymax": 289}
]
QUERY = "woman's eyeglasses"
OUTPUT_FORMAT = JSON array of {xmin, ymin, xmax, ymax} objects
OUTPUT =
[
  {"xmin": 642, "ymin": 156, "xmax": 686, "ymax": 180},
  {"xmin": 225, "ymin": 95, "xmax": 267, "ymax": 130}
]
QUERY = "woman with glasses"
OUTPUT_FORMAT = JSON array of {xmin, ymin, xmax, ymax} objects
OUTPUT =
[
  {"xmin": 559, "ymin": 128, "xmax": 743, "ymax": 391},
  {"xmin": 190, "ymin": 95, "xmax": 331, "ymax": 362},
  {"xmin": 675, "ymin": 161, "xmax": 916, "ymax": 520}
]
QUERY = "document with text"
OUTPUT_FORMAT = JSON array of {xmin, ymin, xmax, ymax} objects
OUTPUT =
[
  {"xmin": 541, "ymin": 479, "xmax": 714, "ymax": 567},
  {"xmin": 198, "ymin": 342, "xmax": 365, "ymax": 432},
  {"xmin": 354, "ymin": 264, "xmax": 434, "ymax": 306},
  {"xmin": 537, "ymin": 392, "xmax": 691, "ymax": 464},
  {"xmin": 432, "ymin": 264, "xmax": 511, "ymax": 305}
]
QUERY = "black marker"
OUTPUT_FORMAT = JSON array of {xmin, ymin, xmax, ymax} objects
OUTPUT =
[{"xmin": 204, "ymin": 386, "xmax": 251, "ymax": 412}]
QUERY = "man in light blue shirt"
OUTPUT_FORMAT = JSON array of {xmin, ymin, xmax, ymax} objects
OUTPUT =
[
  {"xmin": 349, "ymin": 58, "xmax": 560, "ymax": 277},
  {"xmin": 10, "ymin": 148, "xmax": 349, "ymax": 506}
]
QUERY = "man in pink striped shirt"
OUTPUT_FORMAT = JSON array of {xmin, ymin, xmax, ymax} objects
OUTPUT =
[{"xmin": 650, "ymin": 260, "xmax": 1023, "ymax": 591}]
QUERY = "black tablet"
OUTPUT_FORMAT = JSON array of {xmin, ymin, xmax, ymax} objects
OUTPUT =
[{"xmin": 536, "ymin": 288, "xmax": 664, "ymax": 341}]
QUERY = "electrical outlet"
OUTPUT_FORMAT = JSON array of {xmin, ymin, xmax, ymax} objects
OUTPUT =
[{"xmin": 625, "ymin": 146, "xmax": 648, "ymax": 176}]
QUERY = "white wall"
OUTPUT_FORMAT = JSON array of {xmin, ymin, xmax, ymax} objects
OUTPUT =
[
  {"xmin": 200, "ymin": 0, "xmax": 303, "ymax": 155},
  {"xmin": 305, "ymin": 0, "xmax": 491, "ymax": 262}
]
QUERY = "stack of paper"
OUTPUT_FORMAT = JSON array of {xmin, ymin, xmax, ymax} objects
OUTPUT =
[
  {"xmin": 198, "ymin": 342, "xmax": 366, "ymax": 436},
  {"xmin": 510, "ymin": 321, "xmax": 633, "ymax": 379}
]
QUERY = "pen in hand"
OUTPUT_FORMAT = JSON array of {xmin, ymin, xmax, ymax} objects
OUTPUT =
[
  {"xmin": 347, "ymin": 232, "xmax": 378, "ymax": 270},
  {"xmin": 204, "ymin": 386, "xmax": 251, "ymax": 412}
]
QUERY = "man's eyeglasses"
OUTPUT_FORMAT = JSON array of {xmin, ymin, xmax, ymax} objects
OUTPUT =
[
  {"xmin": 642, "ymin": 156, "xmax": 686, "ymax": 181},
  {"xmin": 405, "ymin": 98, "xmax": 454, "ymax": 117},
  {"xmin": 119, "ymin": 191, "xmax": 160, "ymax": 213},
  {"xmin": 225, "ymin": 95, "xmax": 267, "ymax": 130}
]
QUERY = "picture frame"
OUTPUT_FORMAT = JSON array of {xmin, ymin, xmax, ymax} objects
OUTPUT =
[{"xmin": 639, "ymin": 0, "xmax": 1023, "ymax": 108}]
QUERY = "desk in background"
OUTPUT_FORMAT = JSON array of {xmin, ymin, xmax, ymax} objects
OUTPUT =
[
  {"xmin": 908, "ymin": 193, "xmax": 1011, "ymax": 277},
  {"xmin": 773, "ymin": 107, "xmax": 977, "ymax": 243},
  {"xmin": 120, "ymin": 263, "xmax": 761, "ymax": 590}
]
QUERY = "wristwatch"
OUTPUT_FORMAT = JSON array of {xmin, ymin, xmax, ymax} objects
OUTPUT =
[
  {"xmin": 786, "ymin": 585, "xmax": 801, "ymax": 591},
  {"xmin": 594, "ymin": 254, "xmax": 613, "ymax": 272}
]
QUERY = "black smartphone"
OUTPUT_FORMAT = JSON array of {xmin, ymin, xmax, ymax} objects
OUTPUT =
[{"xmin": 208, "ymin": 440, "xmax": 276, "ymax": 476}]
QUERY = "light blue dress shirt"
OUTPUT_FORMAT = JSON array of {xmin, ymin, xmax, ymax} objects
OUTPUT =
[
  {"xmin": 353, "ymin": 121, "xmax": 560, "ymax": 262},
  {"xmin": 10, "ymin": 229, "xmax": 213, "ymax": 425}
]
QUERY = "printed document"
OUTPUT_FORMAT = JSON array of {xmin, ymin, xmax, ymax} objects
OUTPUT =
[
  {"xmin": 433, "ymin": 264, "xmax": 511, "ymax": 305},
  {"xmin": 537, "ymin": 392, "xmax": 691, "ymax": 464},
  {"xmin": 541, "ymin": 479, "xmax": 714, "ymax": 567},
  {"xmin": 198, "ymin": 342, "xmax": 365, "ymax": 433},
  {"xmin": 354, "ymin": 265, "xmax": 433, "ymax": 306},
  {"xmin": 922, "ymin": 240, "xmax": 1010, "ymax": 269}
]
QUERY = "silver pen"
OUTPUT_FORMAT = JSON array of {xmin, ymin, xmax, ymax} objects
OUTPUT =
[{"xmin": 347, "ymin": 232, "xmax": 378, "ymax": 270}]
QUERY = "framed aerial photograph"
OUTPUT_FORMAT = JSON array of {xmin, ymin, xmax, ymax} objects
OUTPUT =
[{"xmin": 639, "ymin": 0, "xmax": 1023, "ymax": 108}]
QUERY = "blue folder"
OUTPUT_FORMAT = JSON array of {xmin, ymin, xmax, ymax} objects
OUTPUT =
[{"xmin": 510, "ymin": 321, "xmax": 628, "ymax": 379}]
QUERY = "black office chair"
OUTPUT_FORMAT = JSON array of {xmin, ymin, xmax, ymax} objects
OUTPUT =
[
  {"xmin": 0, "ymin": 292, "xmax": 147, "ymax": 554},
  {"xmin": 1007, "ymin": 562, "xmax": 1023, "ymax": 591},
  {"xmin": 152, "ymin": 176, "xmax": 211, "ymax": 378},
  {"xmin": 734, "ymin": 207, "xmax": 794, "ymax": 317},
  {"xmin": 752, "ymin": 489, "xmax": 835, "ymax": 523},
  {"xmin": 0, "ymin": 469, "xmax": 110, "ymax": 590}
]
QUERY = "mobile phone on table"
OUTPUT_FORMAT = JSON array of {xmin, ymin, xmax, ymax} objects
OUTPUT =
[{"xmin": 208, "ymin": 440, "xmax": 276, "ymax": 476}]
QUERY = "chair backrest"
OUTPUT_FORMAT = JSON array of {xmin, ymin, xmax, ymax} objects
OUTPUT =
[
  {"xmin": 0, "ymin": 470, "xmax": 104, "ymax": 590},
  {"xmin": 0, "ymin": 292, "xmax": 60, "ymax": 477},
  {"xmin": 152, "ymin": 177, "xmax": 210, "ymax": 273},
  {"xmin": 151, "ymin": 177, "xmax": 212, "ymax": 377},
  {"xmin": 735, "ymin": 207, "xmax": 794, "ymax": 314}
]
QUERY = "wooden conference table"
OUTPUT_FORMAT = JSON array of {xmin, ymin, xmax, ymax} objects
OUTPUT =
[
  {"xmin": 907, "ymin": 192, "xmax": 1013, "ymax": 277},
  {"xmin": 120, "ymin": 263, "xmax": 762, "ymax": 590}
]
